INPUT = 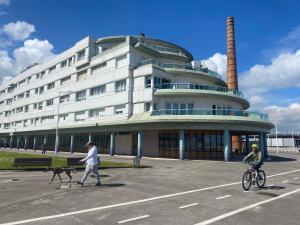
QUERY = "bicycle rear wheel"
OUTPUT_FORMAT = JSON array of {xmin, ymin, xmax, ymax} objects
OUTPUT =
[
  {"xmin": 242, "ymin": 171, "xmax": 252, "ymax": 191},
  {"xmin": 256, "ymin": 170, "xmax": 266, "ymax": 188}
]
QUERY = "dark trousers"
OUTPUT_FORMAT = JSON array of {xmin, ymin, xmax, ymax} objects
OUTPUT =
[{"xmin": 252, "ymin": 161, "xmax": 263, "ymax": 173}]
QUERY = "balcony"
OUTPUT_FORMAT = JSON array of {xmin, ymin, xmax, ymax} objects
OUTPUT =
[
  {"xmin": 157, "ymin": 83, "xmax": 243, "ymax": 97},
  {"xmin": 136, "ymin": 60, "xmax": 225, "ymax": 85},
  {"xmin": 151, "ymin": 108, "xmax": 270, "ymax": 121}
]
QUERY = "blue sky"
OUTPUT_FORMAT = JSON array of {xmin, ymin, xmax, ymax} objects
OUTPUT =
[{"xmin": 1, "ymin": 0, "xmax": 300, "ymax": 132}]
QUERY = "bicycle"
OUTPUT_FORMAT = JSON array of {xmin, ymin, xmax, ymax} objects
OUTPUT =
[{"xmin": 242, "ymin": 161, "xmax": 266, "ymax": 191}]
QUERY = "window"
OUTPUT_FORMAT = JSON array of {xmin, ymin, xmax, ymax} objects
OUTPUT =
[
  {"xmin": 173, "ymin": 103, "xmax": 179, "ymax": 115},
  {"xmin": 60, "ymin": 94, "xmax": 70, "ymax": 103},
  {"xmin": 116, "ymin": 54, "xmax": 127, "ymax": 68},
  {"xmin": 91, "ymin": 62, "xmax": 107, "ymax": 74},
  {"xmin": 188, "ymin": 103, "xmax": 194, "ymax": 114},
  {"xmin": 115, "ymin": 79, "xmax": 126, "ymax": 92},
  {"xmin": 180, "ymin": 103, "xmax": 186, "ymax": 115},
  {"xmin": 39, "ymin": 86, "xmax": 44, "ymax": 94},
  {"xmin": 77, "ymin": 50, "xmax": 86, "ymax": 60},
  {"xmin": 76, "ymin": 90, "xmax": 86, "ymax": 101},
  {"xmin": 7, "ymin": 99, "xmax": 12, "ymax": 105},
  {"xmin": 77, "ymin": 70, "xmax": 87, "ymax": 81},
  {"xmin": 49, "ymin": 66, "xmax": 56, "ymax": 73},
  {"xmin": 33, "ymin": 103, "xmax": 37, "ymax": 109},
  {"xmin": 19, "ymin": 79, "xmax": 26, "ymax": 86},
  {"xmin": 154, "ymin": 76, "xmax": 161, "ymax": 88},
  {"xmin": 38, "ymin": 102, "xmax": 43, "ymax": 110},
  {"xmin": 41, "ymin": 116, "xmax": 54, "ymax": 123},
  {"xmin": 26, "ymin": 91, "xmax": 30, "ymax": 98},
  {"xmin": 24, "ymin": 105, "xmax": 29, "ymax": 112},
  {"xmin": 61, "ymin": 60, "xmax": 67, "ymax": 68},
  {"xmin": 35, "ymin": 88, "xmax": 38, "ymax": 94},
  {"xmin": 61, "ymin": 76, "xmax": 71, "ymax": 85},
  {"xmin": 145, "ymin": 75, "xmax": 151, "ymax": 88},
  {"xmin": 75, "ymin": 111, "xmax": 86, "ymax": 121},
  {"xmin": 145, "ymin": 103, "xmax": 151, "ymax": 112},
  {"xmin": 89, "ymin": 108, "xmax": 105, "ymax": 117},
  {"xmin": 16, "ymin": 107, "xmax": 23, "ymax": 113},
  {"xmin": 17, "ymin": 93, "xmax": 24, "ymax": 99},
  {"xmin": 46, "ymin": 99, "xmax": 54, "ymax": 106},
  {"xmin": 59, "ymin": 114, "xmax": 69, "ymax": 121},
  {"xmin": 68, "ymin": 57, "xmax": 73, "ymax": 66},
  {"xmin": 5, "ymin": 111, "xmax": 11, "ymax": 117},
  {"xmin": 90, "ymin": 85, "xmax": 106, "ymax": 96},
  {"xmin": 166, "ymin": 103, "xmax": 171, "ymax": 114},
  {"xmin": 115, "ymin": 105, "xmax": 126, "ymax": 114},
  {"xmin": 47, "ymin": 82, "xmax": 55, "ymax": 90}
]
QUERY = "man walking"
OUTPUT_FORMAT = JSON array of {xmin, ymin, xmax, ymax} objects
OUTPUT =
[{"xmin": 77, "ymin": 142, "xmax": 101, "ymax": 186}]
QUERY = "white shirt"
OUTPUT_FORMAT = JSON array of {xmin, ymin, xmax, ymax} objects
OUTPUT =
[{"xmin": 82, "ymin": 146, "xmax": 99, "ymax": 166}]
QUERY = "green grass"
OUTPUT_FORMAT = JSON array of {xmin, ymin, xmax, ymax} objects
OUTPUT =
[{"xmin": 0, "ymin": 151, "xmax": 145, "ymax": 170}]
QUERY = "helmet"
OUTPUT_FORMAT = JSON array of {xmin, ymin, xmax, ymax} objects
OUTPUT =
[{"xmin": 251, "ymin": 144, "xmax": 258, "ymax": 150}]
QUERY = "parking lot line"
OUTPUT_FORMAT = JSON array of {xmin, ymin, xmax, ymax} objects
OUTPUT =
[
  {"xmin": 216, "ymin": 195, "xmax": 231, "ymax": 200},
  {"xmin": 1, "ymin": 168, "xmax": 300, "ymax": 225},
  {"xmin": 179, "ymin": 203, "xmax": 199, "ymax": 209},
  {"xmin": 118, "ymin": 215, "xmax": 149, "ymax": 224},
  {"xmin": 194, "ymin": 188, "xmax": 300, "ymax": 225}
]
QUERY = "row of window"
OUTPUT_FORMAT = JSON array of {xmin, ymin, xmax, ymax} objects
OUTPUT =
[{"xmin": 0, "ymin": 105, "xmax": 127, "ymax": 129}]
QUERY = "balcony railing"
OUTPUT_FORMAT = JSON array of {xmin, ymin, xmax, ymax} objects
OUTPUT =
[
  {"xmin": 139, "ymin": 40, "xmax": 186, "ymax": 56},
  {"xmin": 151, "ymin": 109, "xmax": 270, "ymax": 121},
  {"xmin": 157, "ymin": 83, "xmax": 244, "ymax": 98},
  {"xmin": 137, "ymin": 59, "xmax": 223, "ymax": 80}
]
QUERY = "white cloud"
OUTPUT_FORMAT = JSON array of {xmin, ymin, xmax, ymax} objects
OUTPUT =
[
  {"xmin": 2, "ymin": 21, "xmax": 35, "ymax": 41},
  {"xmin": 0, "ymin": 39, "xmax": 55, "ymax": 83},
  {"xmin": 240, "ymin": 50, "xmax": 300, "ymax": 96},
  {"xmin": 201, "ymin": 53, "xmax": 227, "ymax": 78},
  {"xmin": 0, "ymin": 0, "xmax": 10, "ymax": 5},
  {"xmin": 265, "ymin": 103, "xmax": 300, "ymax": 132}
]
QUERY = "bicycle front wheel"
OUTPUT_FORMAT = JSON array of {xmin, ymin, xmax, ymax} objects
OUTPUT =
[
  {"xmin": 256, "ymin": 170, "xmax": 266, "ymax": 188},
  {"xmin": 242, "ymin": 171, "xmax": 252, "ymax": 191}
]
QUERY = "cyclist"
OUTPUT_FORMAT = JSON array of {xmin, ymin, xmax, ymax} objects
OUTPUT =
[{"xmin": 243, "ymin": 143, "xmax": 263, "ymax": 174}]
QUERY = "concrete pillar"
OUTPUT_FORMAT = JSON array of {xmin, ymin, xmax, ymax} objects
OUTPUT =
[
  {"xmin": 259, "ymin": 133, "xmax": 264, "ymax": 160},
  {"xmin": 264, "ymin": 134, "xmax": 268, "ymax": 158},
  {"xmin": 9, "ymin": 136, "xmax": 13, "ymax": 149},
  {"xmin": 137, "ymin": 130, "xmax": 142, "ymax": 158},
  {"xmin": 70, "ymin": 135, "xmax": 74, "ymax": 153},
  {"xmin": 110, "ymin": 132, "xmax": 115, "ymax": 156},
  {"xmin": 16, "ymin": 136, "xmax": 20, "ymax": 150},
  {"xmin": 245, "ymin": 135, "xmax": 250, "ymax": 154},
  {"xmin": 89, "ymin": 133, "xmax": 92, "ymax": 143},
  {"xmin": 33, "ymin": 136, "xmax": 37, "ymax": 150},
  {"xmin": 24, "ymin": 136, "xmax": 28, "ymax": 150},
  {"xmin": 179, "ymin": 129, "xmax": 185, "ymax": 160},
  {"xmin": 224, "ymin": 130, "xmax": 231, "ymax": 161}
]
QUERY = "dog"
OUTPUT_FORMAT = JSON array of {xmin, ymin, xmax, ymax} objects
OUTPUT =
[{"xmin": 45, "ymin": 167, "xmax": 77, "ymax": 184}]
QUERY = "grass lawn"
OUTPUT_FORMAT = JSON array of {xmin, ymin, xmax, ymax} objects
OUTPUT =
[{"xmin": 0, "ymin": 151, "xmax": 144, "ymax": 170}]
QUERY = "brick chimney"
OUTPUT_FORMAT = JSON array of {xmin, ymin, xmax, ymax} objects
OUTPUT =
[
  {"xmin": 227, "ymin": 16, "xmax": 238, "ymax": 90},
  {"xmin": 227, "ymin": 16, "xmax": 241, "ymax": 153}
]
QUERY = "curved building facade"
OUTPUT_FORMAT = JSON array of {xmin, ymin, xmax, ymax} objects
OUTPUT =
[{"xmin": 0, "ymin": 21, "xmax": 274, "ymax": 161}]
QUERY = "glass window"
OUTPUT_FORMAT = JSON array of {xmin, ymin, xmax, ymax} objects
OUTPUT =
[
  {"xmin": 61, "ymin": 60, "xmax": 67, "ymax": 68},
  {"xmin": 180, "ymin": 103, "xmax": 186, "ymax": 115},
  {"xmin": 61, "ymin": 76, "xmax": 71, "ymax": 85},
  {"xmin": 115, "ymin": 79, "xmax": 126, "ymax": 92},
  {"xmin": 75, "ymin": 111, "xmax": 86, "ymax": 121},
  {"xmin": 91, "ymin": 62, "xmax": 107, "ymax": 74},
  {"xmin": 26, "ymin": 91, "xmax": 30, "ymax": 97},
  {"xmin": 76, "ymin": 90, "xmax": 86, "ymax": 101},
  {"xmin": 115, "ymin": 104, "xmax": 126, "ymax": 114},
  {"xmin": 38, "ymin": 102, "xmax": 43, "ymax": 110},
  {"xmin": 33, "ymin": 103, "xmax": 37, "ymax": 109},
  {"xmin": 89, "ymin": 108, "xmax": 105, "ymax": 117},
  {"xmin": 145, "ymin": 103, "xmax": 151, "ymax": 112},
  {"xmin": 49, "ymin": 66, "xmax": 56, "ymax": 73},
  {"xmin": 188, "ymin": 103, "xmax": 193, "ymax": 115},
  {"xmin": 77, "ymin": 70, "xmax": 87, "ymax": 81},
  {"xmin": 116, "ymin": 54, "xmax": 127, "ymax": 68},
  {"xmin": 77, "ymin": 49, "xmax": 86, "ymax": 60},
  {"xmin": 154, "ymin": 76, "xmax": 161, "ymax": 88},
  {"xmin": 173, "ymin": 103, "xmax": 179, "ymax": 115},
  {"xmin": 59, "ymin": 114, "xmax": 69, "ymax": 121},
  {"xmin": 60, "ymin": 94, "xmax": 70, "ymax": 103},
  {"xmin": 39, "ymin": 86, "xmax": 44, "ymax": 94},
  {"xmin": 47, "ymin": 82, "xmax": 55, "ymax": 90},
  {"xmin": 166, "ymin": 102, "xmax": 171, "ymax": 114},
  {"xmin": 46, "ymin": 99, "xmax": 54, "ymax": 106},
  {"xmin": 90, "ymin": 85, "xmax": 106, "ymax": 96},
  {"xmin": 145, "ymin": 75, "xmax": 151, "ymax": 88}
]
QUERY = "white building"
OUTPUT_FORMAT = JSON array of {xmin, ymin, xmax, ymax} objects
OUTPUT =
[{"xmin": 0, "ymin": 34, "xmax": 274, "ymax": 160}]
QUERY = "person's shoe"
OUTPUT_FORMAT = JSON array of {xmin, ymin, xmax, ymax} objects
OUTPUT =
[
  {"xmin": 95, "ymin": 182, "xmax": 101, "ymax": 187},
  {"xmin": 77, "ymin": 181, "xmax": 83, "ymax": 186}
]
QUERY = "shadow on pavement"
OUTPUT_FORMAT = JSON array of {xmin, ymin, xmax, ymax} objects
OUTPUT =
[{"xmin": 101, "ymin": 183, "xmax": 125, "ymax": 188}]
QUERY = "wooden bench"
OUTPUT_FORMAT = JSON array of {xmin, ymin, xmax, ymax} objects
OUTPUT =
[{"xmin": 13, "ymin": 158, "xmax": 52, "ymax": 170}]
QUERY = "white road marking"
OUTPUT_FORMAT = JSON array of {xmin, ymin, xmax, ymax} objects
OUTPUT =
[
  {"xmin": 179, "ymin": 203, "xmax": 199, "ymax": 209},
  {"xmin": 216, "ymin": 195, "xmax": 231, "ymax": 200},
  {"xmin": 194, "ymin": 188, "xmax": 300, "ymax": 225},
  {"xmin": 1, "ymin": 168, "xmax": 300, "ymax": 225},
  {"xmin": 118, "ymin": 215, "xmax": 149, "ymax": 224},
  {"xmin": 282, "ymin": 180, "xmax": 288, "ymax": 183},
  {"xmin": 293, "ymin": 177, "xmax": 299, "ymax": 180},
  {"xmin": 1, "ymin": 179, "xmax": 13, "ymax": 183},
  {"xmin": 243, "ymin": 191, "xmax": 249, "ymax": 193}
]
